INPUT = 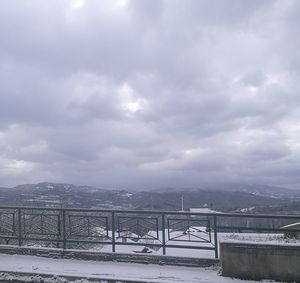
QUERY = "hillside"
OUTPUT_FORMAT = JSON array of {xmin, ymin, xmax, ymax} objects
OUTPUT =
[{"xmin": 0, "ymin": 182, "xmax": 299, "ymax": 214}]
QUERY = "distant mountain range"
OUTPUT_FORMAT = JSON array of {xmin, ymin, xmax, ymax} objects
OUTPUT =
[{"xmin": 0, "ymin": 182, "xmax": 299, "ymax": 214}]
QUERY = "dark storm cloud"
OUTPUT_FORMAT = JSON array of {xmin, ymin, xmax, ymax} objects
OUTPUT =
[{"xmin": 0, "ymin": 0, "xmax": 300, "ymax": 190}]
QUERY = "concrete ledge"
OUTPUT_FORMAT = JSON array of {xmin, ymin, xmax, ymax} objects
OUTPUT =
[
  {"xmin": 0, "ymin": 271, "xmax": 158, "ymax": 283},
  {"xmin": 220, "ymin": 241, "xmax": 300, "ymax": 282},
  {"xmin": 0, "ymin": 245, "xmax": 218, "ymax": 268}
]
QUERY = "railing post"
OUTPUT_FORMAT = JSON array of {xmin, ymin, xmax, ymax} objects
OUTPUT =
[
  {"xmin": 57, "ymin": 214, "xmax": 61, "ymax": 248},
  {"xmin": 62, "ymin": 209, "xmax": 66, "ymax": 250},
  {"xmin": 213, "ymin": 215, "xmax": 218, "ymax": 258},
  {"xmin": 112, "ymin": 211, "xmax": 116, "ymax": 252},
  {"xmin": 17, "ymin": 208, "xmax": 22, "ymax": 246},
  {"xmin": 162, "ymin": 213, "xmax": 166, "ymax": 255}
]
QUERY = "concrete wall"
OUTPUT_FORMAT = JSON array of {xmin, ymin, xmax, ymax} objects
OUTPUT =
[{"xmin": 220, "ymin": 241, "xmax": 300, "ymax": 282}]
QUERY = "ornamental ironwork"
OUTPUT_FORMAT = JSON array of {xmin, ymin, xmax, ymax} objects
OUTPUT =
[{"xmin": 0, "ymin": 206, "xmax": 299, "ymax": 259}]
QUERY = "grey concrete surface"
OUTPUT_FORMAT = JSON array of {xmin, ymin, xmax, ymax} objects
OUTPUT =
[
  {"xmin": 220, "ymin": 241, "xmax": 300, "ymax": 282},
  {"xmin": 0, "ymin": 245, "xmax": 218, "ymax": 268}
]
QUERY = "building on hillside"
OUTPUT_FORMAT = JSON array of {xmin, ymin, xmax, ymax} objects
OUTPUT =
[{"xmin": 189, "ymin": 206, "xmax": 222, "ymax": 214}]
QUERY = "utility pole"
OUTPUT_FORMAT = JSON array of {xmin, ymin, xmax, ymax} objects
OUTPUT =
[{"xmin": 181, "ymin": 196, "xmax": 184, "ymax": 211}]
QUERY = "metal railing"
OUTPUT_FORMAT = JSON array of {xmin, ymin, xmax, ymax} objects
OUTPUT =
[{"xmin": 0, "ymin": 206, "xmax": 299, "ymax": 258}]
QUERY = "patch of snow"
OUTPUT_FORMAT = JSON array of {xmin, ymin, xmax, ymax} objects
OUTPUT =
[
  {"xmin": 240, "ymin": 207, "xmax": 255, "ymax": 213},
  {"xmin": 0, "ymin": 254, "xmax": 266, "ymax": 283},
  {"xmin": 0, "ymin": 272, "xmax": 108, "ymax": 283},
  {"xmin": 281, "ymin": 222, "xmax": 300, "ymax": 228},
  {"xmin": 221, "ymin": 233, "xmax": 300, "ymax": 246},
  {"xmin": 189, "ymin": 208, "xmax": 221, "ymax": 214}
]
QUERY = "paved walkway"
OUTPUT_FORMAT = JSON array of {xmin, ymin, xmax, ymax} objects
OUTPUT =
[{"xmin": 0, "ymin": 254, "xmax": 258, "ymax": 283}]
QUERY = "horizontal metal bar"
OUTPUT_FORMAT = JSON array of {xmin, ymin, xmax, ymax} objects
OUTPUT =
[
  {"xmin": 115, "ymin": 241, "xmax": 215, "ymax": 250},
  {"xmin": 18, "ymin": 237, "xmax": 64, "ymax": 242},
  {"xmin": 169, "ymin": 239, "xmax": 211, "ymax": 243},
  {"xmin": 0, "ymin": 205, "xmax": 299, "ymax": 219},
  {"xmin": 63, "ymin": 239, "xmax": 112, "ymax": 245},
  {"xmin": 23, "ymin": 232, "xmax": 60, "ymax": 236},
  {"xmin": 210, "ymin": 213, "xmax": 300, "ymax": 219},
  {"xmin": 217, "ymin": 226, "xmax": 300, "ymax": 232},
  {"xmin": 0, "ymin": 235, "xmax": 18, "ymax": 239},
  {"xmin": 165, "ymin": 244, "xmax": 215, "ymax": 250},
  {"xmin": 69, "ymin": 215, "xmax": 108, "ymax": 219},
  {"xmin": 68, "ymin": 234, "xmax": 109, "ymax": 239},
  {"xmin": 21, "ymin": 237, "xmax": 110, "ymax": 245},
  {"xmin": 114, "ymin": 241, "xmax": 162, "ymax": 247},
  {"xmin": 66, "ymin": 239, "xmax": 158, "ymax": 247},
  {"xmin": 118, "ymin": 216, "xmax": 159, "ymax": 220}
]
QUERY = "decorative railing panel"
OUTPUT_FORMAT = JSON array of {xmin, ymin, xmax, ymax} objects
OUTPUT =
[
  {"xmin": 23, "ymin": 213, "xmax": 60, "ymax": 237},
  {"xmin": 168, "ymin": 218, "xmax": 211, "ymax": 243},
  {"xmin": 117, "ymin": 216, "xmax": 159, "ymax": 240},
  {"xmin": 0, "ymin": 210, "xmax": 16, "ymax": 236},
  {"xmin": 68, "ymin": 215, "xmax": 109, "ymax": 239}
]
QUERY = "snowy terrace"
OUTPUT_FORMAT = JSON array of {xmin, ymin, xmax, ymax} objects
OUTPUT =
[
  {"xmin": 0, "ymin": 206, "xmax": 300, "ymax": 258},
  {"xmin": 0, "ymin": 206, "xmax": 300, "ymax": 282},
  {"xmin": 0, "ymin": 253, "xmax": 283, "ymax": 283}
]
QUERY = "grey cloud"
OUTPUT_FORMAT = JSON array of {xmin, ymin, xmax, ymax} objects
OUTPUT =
[
  {"xmin": 240, "ymin": 72, "xmax": 268, "ymax": 87},
  {"xmin": 0, "ymin": 0, "xmax": 300, "ymax": 190}
]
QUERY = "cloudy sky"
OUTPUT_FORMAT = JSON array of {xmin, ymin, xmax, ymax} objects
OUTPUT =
[{"xmin": 0, "ymin": 0, "xmax": 300, "ymax": 190}]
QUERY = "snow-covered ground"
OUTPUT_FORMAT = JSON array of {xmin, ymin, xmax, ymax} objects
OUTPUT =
[
  {"xmin": 0, "ymin": 253, "xmax": 273, "ymax": 283},
  {"xmin": 0, "ymin": 232, "xmax": 298, "ymax": 282},
  {"xmin": 19, "ymin": 230, "xmax": 300, "ymax": 259},
  {"xmin": 86, "ymin": 229, "xmax": 300, "ymax": 258}
]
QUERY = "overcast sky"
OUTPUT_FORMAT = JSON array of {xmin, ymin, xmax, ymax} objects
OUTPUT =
[{"xmin": 0, "ymin": 0, "xmax": 300, "ymax": 190}]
